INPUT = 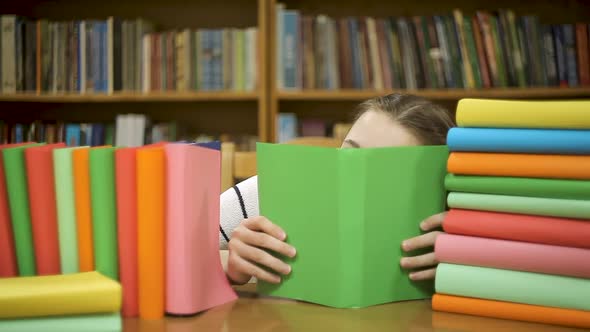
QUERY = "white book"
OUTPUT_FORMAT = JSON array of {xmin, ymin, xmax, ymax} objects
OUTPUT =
[
  {"xmin": 79, "ymin": 22, "xmax": 86, "ymax": 94},
  {"xmin": 107, "ymin": 17, "xmax": 114, "ymax": 95},
  {"xmin": 247, "ymin": 28, "xmax": 258, "ymax": 91},
  {"xmin": 276, "ymin": 3, "xmax": 285, "ymax": 90},
  {"xmin": 1, "ymin": 15, "xmax": 16, "ymax": 93},
  {"xmin": 142, "ymin": 34, "xmax": 150, "ymax": 93},
  {"xmin": 115, "ymin": 114, "xmax": 126, "ymax": 147}
]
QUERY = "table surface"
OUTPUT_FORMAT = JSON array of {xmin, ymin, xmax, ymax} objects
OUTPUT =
[{"xmin": 122, "ymin": 284, "xmax": 585, "ymax": 332}]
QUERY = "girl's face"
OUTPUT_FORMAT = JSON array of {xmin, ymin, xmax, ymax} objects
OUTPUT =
[{"xmin": 341, "ymin": 110, "xmax": 421, "ymax": 149}]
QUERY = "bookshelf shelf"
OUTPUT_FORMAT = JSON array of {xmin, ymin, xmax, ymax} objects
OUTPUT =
[
  {"xmin": 0, "ymin": 92, "xmax": 260, "ymax": 103},
  {"xmin": 277, "ymin": 88, "xmax": 590, "ymax": 101}
]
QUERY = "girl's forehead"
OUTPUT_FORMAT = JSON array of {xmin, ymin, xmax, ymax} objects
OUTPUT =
[{"xmin": 345, "ymin": 111, "xmax": 421, "ymax": 148}]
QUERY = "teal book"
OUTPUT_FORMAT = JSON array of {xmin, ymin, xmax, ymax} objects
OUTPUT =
[{"xmin": 256, "ymin": 143, "xmax": 449, "ymax": 308}]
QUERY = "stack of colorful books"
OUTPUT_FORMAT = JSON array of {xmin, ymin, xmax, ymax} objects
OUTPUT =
[
  {"xmin": 433, "ymin": 99, "xmax": 590, "ymax": 329},
  {"xmin": 0, "ymin": 142, "xmax": 236, "ymax": 322}
]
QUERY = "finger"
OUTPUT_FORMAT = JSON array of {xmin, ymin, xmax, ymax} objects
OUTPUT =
[
  {"xmin": 400, "ymin": 252, "xmax": 438, "ymax": 270},
  {"xmin": 402, "ymin": 231, "xmax": 442, "ymax": 252},
  {"xmin": 228, "ymin": 252, "xmax": 282, "ymax": 284},
  {"xmin": 244, "ymin": 217, "xmax": 287, "ymax": 241},
  {"xmin": 240, "ymin": 226, "xmax": 296, "ymax": 258},
  {"xmin": 409, "ymin": 267, "xmax": 437, "ymax": 281},
  {"xmin": 234, "ymin": 240, "xmax": 292, "ymax": 275},
  {"xmin": 420, "ymin": 212, "xmax": 447, "ymax": 231}
]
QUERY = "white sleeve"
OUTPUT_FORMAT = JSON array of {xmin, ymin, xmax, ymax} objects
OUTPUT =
[{"xmin": 219, "ymin": 175, "xmax": 260, "ymax": 249}]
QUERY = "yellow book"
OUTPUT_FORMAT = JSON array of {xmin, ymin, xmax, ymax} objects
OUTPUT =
[
  {"xmin": 456, "ymin": 99, "xmax": 590, "ymax": 129},
  {"xmin": 0, "ymin": 271, "xmax": 121, "ymax": 318}
]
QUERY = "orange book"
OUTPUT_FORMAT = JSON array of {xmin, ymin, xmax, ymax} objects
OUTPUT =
[
  {"xmin": 72, "ymin": 148, "xmax": 94, "ymax": 272},
  {"xmin": 25, "ymin": 143, "xmax": 66, "ymax": 275},
  {"xmin": 137, "ymin": 146, "xmax": 165, "ymax": 319},
  {"xmin": 448, "ymin": 152, "xmax": 590, "ymax": 180},
  {"xmin": 433, "ymin": 294, "xmax": 590, "ymax": 329}
]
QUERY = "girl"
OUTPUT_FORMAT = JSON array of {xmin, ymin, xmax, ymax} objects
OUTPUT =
[{"xmin": 219, "ymin": 93, "xmax": 454, "ymax": 285}]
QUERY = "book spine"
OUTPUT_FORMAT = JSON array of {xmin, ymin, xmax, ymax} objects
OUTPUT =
[
  {"xmin": 542, "ymin": 25, "xmax": 558, "ymax": 86},
  {"xmin": 576, "ymin": 23, "xmax": 590, "ymax": 86},
  {"xmin": 2, "ymin": 16, "xmax": 17, "ymax": 93},
  {"xmin": 283, "ymin": 10, "xmax": 300, "ymax": 90},
  {"xmin": 553, "ymin": 25, "xmax": 568, "ymax": 87},
  {"xmin": 563, "ymin": 24, "xmax": 579, "ymax": 87}
]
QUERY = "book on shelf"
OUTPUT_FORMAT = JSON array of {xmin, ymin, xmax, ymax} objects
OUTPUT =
[
  {"xmin": 276, "ymin": 113, "xmax": 352, "ymax": 143},
  {"xmin": 0, "ymin": 15, "xmax": 258, "ymax": 95},
  {"xmin": 274, "ymin": 4, "xmax": 590, "ymax": 90}
]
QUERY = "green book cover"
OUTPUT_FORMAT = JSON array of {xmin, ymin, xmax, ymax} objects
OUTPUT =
[
  {"xmin": 89, "ymin": 147, "xmax": 119, "ymax": 280},
  {"xmin": 0, "ymin": 313, "xmax": 121, "ymax": 332},
  {"xmin": 3, "ymin": 143, "xmax": 43, "ymax": 276},
  {"xmin": 444, "ymin": 15, "xmax": 464, "ymax": 89},
  {"xmin": 256, "ymin": 143, "xmax": 448, "ymax": 308},
  {"xmin": 420, "ymin": 17, "xmax": 438, "ymax": 89},
  {"xmin": 54, "ymin": 147, "xmax": 84, "ymax": 274},
  {"xmin": 506, "ymin": 10, "xmax": 526, "ymax": 87},
  {"xmin": 463, "ymin": 17, "xmax": 483, "ymax": 88},
  {"xmin": 490, "ymin": 16, "xmax": 508, "ymax": 87}
]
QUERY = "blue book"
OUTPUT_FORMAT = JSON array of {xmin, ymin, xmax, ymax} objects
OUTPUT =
[
  {"xmin": 212, "ymin": 30, "xmax": 223, "ymax": 90},
  {"xmin": 277, "ymin": 113, "xmax": 298, "ymax": 143},
  {"xmin": 348, "ymin": 18, "xmax": 362, "ymax": 89},
  {"xmin": 553, "ymin": 25, "xmax": 567, "ymax": 86},
  {"xmin": 199, "ymin": 30, "xmax": 211, "ymax": 91},
  {"xmin": 91, "ymin": 124, "xmax": 105, "ymax": 146},
  {"xmin": 447, "ymin": 128, "xmax": 590, "ymax": 155},
  {"xmin": 15, "ymin": 125, "xmax": 24, "ymax": 143},
  {"xmin": 563, "ymin": 24, "xmax": 578, "ymax": 87},
  {"xmin": 282, "ymin": 10, "xmax": 299, "ymax": 89},
  {"xmin": 65, "ymin": 124, "xmax": 81, "ymax": 146}
]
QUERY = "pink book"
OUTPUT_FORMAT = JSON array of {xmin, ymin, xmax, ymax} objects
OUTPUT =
[
  {"xmin": 436, "ymin": 233, "xmax": 590, "ymax": 279},
  {"xmin": 165, "ymin": 142, "xmax": 237, "ymax": 315}
]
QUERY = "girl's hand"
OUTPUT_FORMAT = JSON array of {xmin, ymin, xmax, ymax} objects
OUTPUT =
[
  {"xmin": 227, "ymin": 216, "xmax": 297, "ymax": 285},
  {"xmin": 399, "ymin": 212, "xmax": 446, "ymax": 281}
]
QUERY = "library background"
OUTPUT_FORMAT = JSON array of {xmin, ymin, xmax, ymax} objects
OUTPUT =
[{"xmin": 0, "ymin": 0, "xmax": 589, "ymax": 149}]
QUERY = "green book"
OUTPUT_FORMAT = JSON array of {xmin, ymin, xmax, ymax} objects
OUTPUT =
[
  {"xmin": 0, "ymin": 313, "xmax": 121, "ymax": 332},
  {"xmin": 447, "ymin": 192, "xmax": 590, "ymax": 219},
  {"xmin": 489, "ymin": 16, "xmax": 508, "ymax": 87},
  {"xmin": 89, "ymin": 147, "xmax": 118, "ymax": 280},
  {"xmin": 437, "ymin": 263, "xmax": 590, "ymax": 311},
  {"xmin": 54, "ymin": 147, "xmax": 82, "ymax": 274},
  {"xmin": 256, "ymin": 143, "xmax": 449, "ymax": 308},
  {"xmin": 3, "ymin": 143, "xmax": 43, "ymax": 276},
  {"xmin": 445, "ymin": 174, "xmax": 590, "ymax": 200},
  {"xmin": 463, "ymin": 17, "xmax": 483, "ymax": 88}
]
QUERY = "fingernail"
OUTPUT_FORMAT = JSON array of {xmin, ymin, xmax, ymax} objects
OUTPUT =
[
  {"xmin": 409, "ymin": 273, "xmax": 416, "ymax": 280},
  {"xmin": 402, "ymin": 241, "xmax": 409, "ymax": 251},
  {"xmin": 285, "ymin": 265, "xmax": 292, "ymax": 274},
  {"xmin": 420, "ymin": 222, "xmax": 426, "ymax": 230},
  {"xmin": 280, "ymin": 231, "xmax": 287, "ymax": 240},
  {"xmin": 400, "ymin": 258, "xmax": 407, "ymax": 267},
  {"xmin": 290, "ymin": 247, "xmax": 297, "ymax": 257}
]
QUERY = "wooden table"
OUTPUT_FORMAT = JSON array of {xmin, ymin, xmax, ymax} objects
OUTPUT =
[{"xmin": 122, "ymin": 284, "xmax": 585, "ymax": 332}]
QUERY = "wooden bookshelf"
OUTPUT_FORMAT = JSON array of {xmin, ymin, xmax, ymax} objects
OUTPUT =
[
  {"xmin": 277, "ymin": 87, "xmax": 590, "ymax": 101},
  {"xmin": 267, "ymin": 0, "xmax": 590, "ymax": 142},
  {"xmin": 0, "ymin": 92, "xmax": 260, "ymax": 103},
  {"xmin": 0, "ymin": 0, "xmax": 269, "ymax": 143}
]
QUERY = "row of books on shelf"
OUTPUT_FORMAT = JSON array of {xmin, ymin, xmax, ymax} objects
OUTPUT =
[
  {"xmin": 277, "ymin": 113, "xmax": 351, "ymax": 143},
  {"xmin": 0, "ymin": 15, "xmax": 258, "ymax": 94},
  {"xmin": 0, "ymin": 115, "xmax": 258, "ymax": 151},
  {"xmin": 276, "ymin": 5, "xmax": 590, "ymax": 90}
]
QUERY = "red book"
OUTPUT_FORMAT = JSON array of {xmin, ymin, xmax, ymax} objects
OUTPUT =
[
  {"xmin": 0, "ymin": 143, "xmax": 32, "ymax": 277},
  {"xmin": 25, "ymin": 143, "xmax": 66, "ymax": 275},
  {"xmin": 115, "ymin": 147, "xmax": 139, "ymax": 317}
]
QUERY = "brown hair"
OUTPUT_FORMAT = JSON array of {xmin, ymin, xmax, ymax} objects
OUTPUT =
[{"xmin": 355, "ymin": 93, "xmax": 455, "ymax": 145}]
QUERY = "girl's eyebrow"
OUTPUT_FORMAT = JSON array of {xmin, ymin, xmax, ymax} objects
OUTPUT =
[{"xmin": 344, "ymin": 139, "xmax": 361, "ymax": 148}]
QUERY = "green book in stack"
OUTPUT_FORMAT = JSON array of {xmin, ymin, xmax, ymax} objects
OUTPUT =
[
  {"xmin": 256, "ymin": 143, "xmax": 448, "ymax": 308},
  {"xmin": 3, "ymin": 143, "xmax": 43, "ymax": 276}
]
